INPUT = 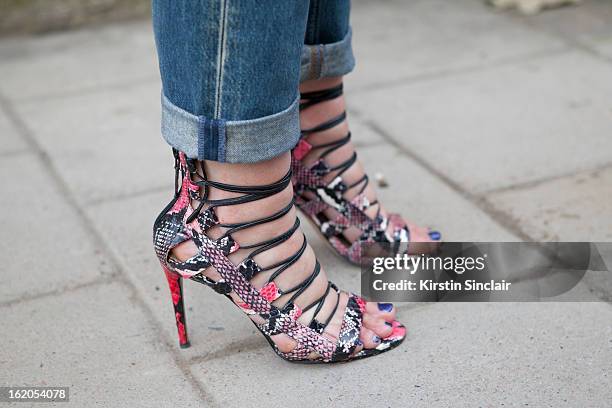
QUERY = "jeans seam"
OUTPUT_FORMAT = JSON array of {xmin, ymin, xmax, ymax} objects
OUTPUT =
[
  {"xmin": 318, "ymin": 45, "xmax": 324, "ymax": 79},
  {"xmin": 307, "ymin": 0, "xmax": 320, "ymax": 45},
  {"xmin": 299, "ymin": 29, "xmax": 355, "ymax": 83},
  {"xmin": 214, "ymin": 0, "xmax": 229, "ymax": 119},
  {"xmin": 309, "ymin": 46, "xmax": 321, "ymax": 79}
]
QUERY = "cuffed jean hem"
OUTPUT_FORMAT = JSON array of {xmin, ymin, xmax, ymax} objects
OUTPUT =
[
  {"xmin": 160, "ymin": 94, "xmax": 300, "ymax": 163},
  {"xmin": 300, "ymin": 28, "xmax": 355, "ymax": 82}
]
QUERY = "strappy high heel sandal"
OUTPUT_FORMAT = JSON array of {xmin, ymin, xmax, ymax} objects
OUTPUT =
[
  {"xmin": 153, "ymin": 149, "xmax": 406, "ymax": 363},
  {"xmin": 291, "ymin": 84, "xmax": 441, "ymax": 265}
]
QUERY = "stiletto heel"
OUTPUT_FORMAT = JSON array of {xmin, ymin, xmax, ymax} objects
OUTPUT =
[
  {"xmin": 162, "ymin": 264, "xmax": 190, "ymax": 349},
  {"xmin": 152, "ymin": 149, "xmax": 405, "ymax": 363}
]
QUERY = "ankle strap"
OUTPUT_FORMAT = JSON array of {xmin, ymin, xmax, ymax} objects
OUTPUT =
[
  {"xmin": 299, "ymin": 83, "xmax": 344, "ymax": 111},
  {"xmin": 295, "ymin": 84, "xmax": 374, "ymax": 198},
  {"xmin": 301, "ymin": 111, "xmax": 347, "ymax": 136},
  {"xmin": 168, "ymin": 149, "xmax": 350, "ymax": 348},
  {"xmin": 184, "ymin": 156, "xmax": 292, "ymax": 224},
  {"xmin": 299, "ymin": 84, "xmax": 348, "ymax": 141}
]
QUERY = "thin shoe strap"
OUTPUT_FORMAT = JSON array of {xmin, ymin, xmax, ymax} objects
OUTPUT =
[
  {"xmin": 299, "ymin": 84, "xmax": 344, "ymax": 111},
  {"xmin": 301, "ymin": 112, "xmax": 347, "ymax": 135},
  {"xmin": 175, "ymin": 151, "xmax": 352, "ymax": 352}
]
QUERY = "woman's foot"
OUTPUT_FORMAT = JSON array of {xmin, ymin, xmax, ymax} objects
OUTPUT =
[
  {"xmin": 293, "ymin": 77, "xmax": 441, "ymax": 264},
  {"xmin": 159, "ymin": 151, "xmax": 405, "ymax": 361}
]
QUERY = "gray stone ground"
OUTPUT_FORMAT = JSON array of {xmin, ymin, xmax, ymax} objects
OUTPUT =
[{"xmin": 1, "ymin": 0, "xmax": 611, "ymax": 407}]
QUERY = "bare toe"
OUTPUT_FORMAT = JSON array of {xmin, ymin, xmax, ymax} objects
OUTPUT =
[
  {"xmin": 363, "ymin": 314, "xmax": 393, "ymax": 338},
  {"xmin": 365, "ymin": 302, "xmax": 396, "ymax": 321},
  {"xmin": 409, "ymin": 224, "xmax": 434, "ymax": 242},
  {"xmin": 359, "ymin": 327, "xmax": 383, "ymax": 349},
  {"xmin": 270, "ymin": 333, "xmax": 297, "ymax": 353},
  {"xmin": 407, "ymin": 224, "xmax": 441, "ymax": 255}
]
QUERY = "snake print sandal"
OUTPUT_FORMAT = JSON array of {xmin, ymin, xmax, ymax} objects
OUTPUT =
[
  {"xmin": 153, "ymin": 149, "xmax": 406, "ymax": 363},
  {"xmin": 291, "ymin": 84, "xmax": 441, "ymax": 265}
]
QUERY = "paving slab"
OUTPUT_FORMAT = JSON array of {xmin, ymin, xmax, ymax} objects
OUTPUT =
[
  {"xmin": 11, "ymin": 80, "xmax": 171, "ymax": 205},
  {"xmin": 0, "ymin": 21, "xmax": 158, "ymax": 102},
  {"xmin": 0, "ymin": 154, "xmax": 111, "ymax": 305},
  {"xmin": 352, "ymin": 50, "xmax": 612, "ymax": 194},
  {"xmin": 0, "ymin": 282, "xmax": 203, "ymax": 407},
  {"xmin": 191, "ymin": 301, "xmax": 612, "ymax": 407},
  {"xmin": 512, "ymin": 0, "xmax": 612, "ymax": 45},
  {"xmin": 348, "ymin": 0, "xmax": 565, "ymax": 89},
  {"xmin": 590, "ymin": 37, "xmax": 612, "ymax": 60},
  {"xmin": 486, "ymin": 165, "xmax": 612, "ymax": 300},
  {"xmin": 486, "ymin": 165, "xmax": 612, "ymax": 241},
  {"xmin": 0, "ymin": 106, "xmax": 27, "ymax": 154},
  {"xmin": 345, "ymin": 112, "xmax": 384, "ymax": 148}
]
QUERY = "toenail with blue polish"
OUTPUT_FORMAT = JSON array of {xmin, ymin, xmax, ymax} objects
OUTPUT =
[
  {"xmin": 372, "ymin": 335, "xmax": 381, "ymax": 343},
  {"xmin": 378, "ymin": 303, "xmax": 393, "ymax": 312},
  {"xmin": 429, "ymin": 230, "xmax": 441, "ymax": 241}
]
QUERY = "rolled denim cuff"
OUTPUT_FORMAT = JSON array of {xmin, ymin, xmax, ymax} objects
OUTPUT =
[
  {"xmin": 300, "ymin": 28, "xmax": 355, "ymax": 82},
  {"xmin": 160, "ymin": 94, "xmax": 300, "ymax": 163}
]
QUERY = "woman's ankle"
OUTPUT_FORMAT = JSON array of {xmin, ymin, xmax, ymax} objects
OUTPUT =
[
  {"xmin": 172, "ymin": 151, "xmax": 295, "ymax": 262},
  {"xmin": 299, "ymin": 77, "xmax": 348, "ymax": 145},
  {"xmin": 299, "ymin": 76, "xmax": 343, "ymax": 93},
  {"xmin": 191, "ymin": 151, "xmax": 294, "ymax": 224},
  {"xmin": 198, "ymin": 151, "xmax": 290, "ymax": 187}
]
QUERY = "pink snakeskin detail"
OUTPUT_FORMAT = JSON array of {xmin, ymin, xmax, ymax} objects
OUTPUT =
[
  {"xmin": 385, "ymin": 320, "xmax": 407, "ymax": 341},
  {"xmin": 291, "ymin": 158, "xmax": 327, "ymax": 190},
  {"xmin": 355, "ymin": 295, "xmax": 367, "ymax": 313},
  {"xmin": 188, "ymin": 211, "xmax": 339, "ymax": 361},
  {"xmin": 273, "ymin": 313, "xmax": 336, "ymax": 361},
  {"xmin": 296, "ymin": 196, "xmax": 328, "ymax": 218},
  {"xmin": 170, "ymin": 174, "xmax": 198, "ymax": 214},
  {"xmin": 154, "ymin": 151, "xmax": 391, "ymax": 362},
  {"xmin": 191, "ymin": 228, "xmax": 272, "ymax": 315},
  {"xmin": 331, "ymin": 294, "xmax": 364, "ymax": 361},
  {"xmin": 259, "ymin": 282, "xmax": 281, "ymax": 302},
  {"xmin": 289, "ymin": 305, "xmax": 302, "ymax": 320},
  {"xmin": 350, "ymin": 192, "xmax": 370, "ymax": 211},
  {"xmin": 293, "ymin": 139, "xmax": 312, "ymax": 161},
  {"xmin": 235, "ymin": 301, "xmax": 256, "ymax": 315},
  {"xmin": 291, "ymin": 149, "xmax": 416, "ymax": 265}
]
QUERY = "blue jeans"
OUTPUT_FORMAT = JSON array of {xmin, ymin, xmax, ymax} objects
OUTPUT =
[{"xmin": 152, "ymin": 0, "xmax": 354, "ymax": 163}]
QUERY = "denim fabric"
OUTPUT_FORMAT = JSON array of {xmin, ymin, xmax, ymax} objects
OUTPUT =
[
  {"xmin": 301, "ymin": 0, "xmax": 355, "ymax": 81},
  {"xmin": 300, "ymin": 29, "xmax": 355, "ymax": 82},
  {"xmin": 152, "ymin": 0, "xmax": 353, "ymax": 163},
  {"xmin": 161, "ymin": 94, "xmax": 300, "ymax": 163}
]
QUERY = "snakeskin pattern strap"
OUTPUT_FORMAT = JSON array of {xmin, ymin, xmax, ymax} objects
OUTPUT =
[
  {"xmin": 292, "ymin": 85, "xmax": 412, "ymax": 264},
  {"xmin": 153, "ymin": 151, "xmax": 369, "ymax": 362}
]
